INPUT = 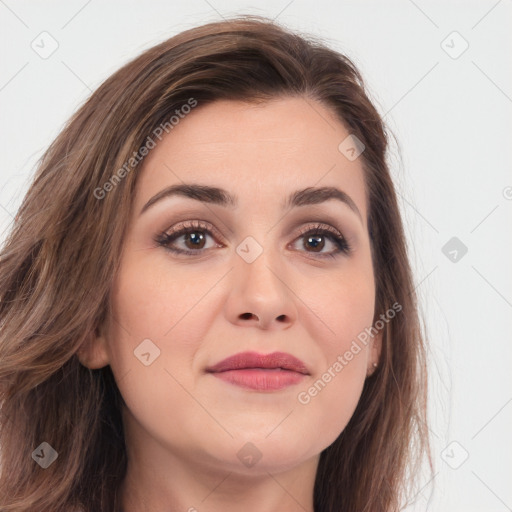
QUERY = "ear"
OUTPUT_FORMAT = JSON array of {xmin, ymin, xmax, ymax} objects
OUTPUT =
[
  {"xmin": 77, "ymin": 326, "xmax": 110, "ymax": 369},
  {"xmin": 367, "ymin": 329, "xmax": 383, "ymax": 376}
]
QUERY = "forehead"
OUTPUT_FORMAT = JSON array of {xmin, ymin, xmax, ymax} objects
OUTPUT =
[{"xmin": 135, "ymin": 97, "xmax": 368, "ymax": 219}]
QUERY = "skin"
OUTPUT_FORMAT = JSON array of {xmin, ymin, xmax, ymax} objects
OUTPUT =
[{"xmin": 78, "ymin": 96, "xmax": 381, "ymax": 512}]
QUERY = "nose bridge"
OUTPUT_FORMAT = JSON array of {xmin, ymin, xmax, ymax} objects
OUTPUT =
[
  {"xmin": 232, "ymin": 197, "xmax": 280, "ymax": 283},
  {"xmin": 224, "ymin": 230, "xmax": 297, "ymax": 330},
  {"xmin": 235, "ymin": 229, "xmax": 284, "ymax": 299}
]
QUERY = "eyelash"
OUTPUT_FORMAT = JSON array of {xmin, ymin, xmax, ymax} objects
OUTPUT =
[{"xmin": 154, "ymin": 220, "xmax": 351, "ymax": 259}]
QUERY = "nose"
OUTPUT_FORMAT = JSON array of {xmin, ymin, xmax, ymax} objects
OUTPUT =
[{"xmin": 223, "ymin": 247, "xmax": 298, "ymax": 331}]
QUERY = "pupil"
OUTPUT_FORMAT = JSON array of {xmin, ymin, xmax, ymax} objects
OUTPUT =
[
  {"xmin": 307, "ymin": 235, "xmax": 324, "ymax": 252},
  {"xmin": 186, "ymin": 232, "xmax": 204, "ymax": 248}
]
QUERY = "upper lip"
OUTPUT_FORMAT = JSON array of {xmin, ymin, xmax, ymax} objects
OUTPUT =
[{"xmin": 206, "ymin": 351, "xmax": 310, "ymax": 375}]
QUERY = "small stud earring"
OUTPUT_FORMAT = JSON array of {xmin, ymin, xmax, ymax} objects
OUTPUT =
[{"xmin": 372, "ymin": 362, "xmax": 378, "ymax": 368}]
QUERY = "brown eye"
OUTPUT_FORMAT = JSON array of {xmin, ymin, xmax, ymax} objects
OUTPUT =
[
  {"xmin": 303, "ymin": 234, "xmax": 326, "ymax": 252},
  {"xmin": 155, "ymin": 220, "xmax": 350, "ymax": 259},
  {"xmin": 155, "ymin": 221, "xmax": 222, "ymax": 256},
  {"xmin": 291, "ymin": 223, "xmax": 351, "ymax": 258},
  {"xmin": 181, "ymin": 231, "xmax": 207, "ymax": 250}
]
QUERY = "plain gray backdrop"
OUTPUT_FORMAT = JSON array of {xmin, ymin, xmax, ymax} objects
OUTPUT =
[{"xmin": 1, "ymin": 1, "xmax": 511, "ymax": 510}]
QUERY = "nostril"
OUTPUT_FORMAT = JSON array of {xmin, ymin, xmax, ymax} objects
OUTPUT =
[{"xmin": 240, "ymin": 312, "xmax": 254, "ymax": 320}]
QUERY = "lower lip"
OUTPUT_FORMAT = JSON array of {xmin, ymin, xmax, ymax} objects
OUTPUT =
[{"xmin": 210, "ymin": 368, "xmax": 306, "ymax": 391}]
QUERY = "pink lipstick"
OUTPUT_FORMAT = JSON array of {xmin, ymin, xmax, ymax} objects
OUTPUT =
[{"xmin": 206, "ymin": 351, "xmax": 309, "ymax": 391}]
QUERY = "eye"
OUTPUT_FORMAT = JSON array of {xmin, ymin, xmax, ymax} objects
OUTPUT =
[
  {"xmin": 290, "ymin": 223, "xmax": 351, "ymax": 259},
  {"xmin": 155, "ymin": 220, "xmax": 351, "ymax": 259},
  {"xmin": 155, "ymin": 220, "xmax": 223, "ymax": 256}
]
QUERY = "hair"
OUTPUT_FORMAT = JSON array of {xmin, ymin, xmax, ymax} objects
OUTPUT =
[{"xmin": 0, "ymin": 14, "xmax": 431, "ymax": 512}]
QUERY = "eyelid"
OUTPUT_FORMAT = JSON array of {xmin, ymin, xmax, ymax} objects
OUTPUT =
[
  {"xmin": 161, "ymin": 220, "xmax": 345, "ymax": 245},
  {"xmin": 164, "ymin": 219, "xmax": 226, "ymax": 244},
  {"xmin": 156, "ymin": 219, "xmax": 352, "ymax": 257},
  {"xmin": 294, "ymin": 222, "xmax": 345, "ymax": 240}
]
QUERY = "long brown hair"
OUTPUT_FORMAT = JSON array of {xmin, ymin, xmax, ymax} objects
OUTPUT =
[{"xmin": 0, "ymin": 15, "xmax": 431, "ymax": 511}]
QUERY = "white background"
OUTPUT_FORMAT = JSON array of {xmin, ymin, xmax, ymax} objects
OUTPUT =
[{"xmin": 1, "ymin": 1, "xmax": 511, "ymax": 510}]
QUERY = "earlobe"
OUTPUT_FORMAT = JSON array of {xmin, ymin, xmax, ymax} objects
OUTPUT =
[
  {"xmin": 367, "ymin": 330, "xmax": 383, "ymax": 376},
  {"xmin": 77, "ymin": 327, "xmax": 110, "ymax": 369}
]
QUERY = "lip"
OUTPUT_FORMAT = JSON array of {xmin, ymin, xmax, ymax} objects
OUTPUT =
[{"xmin": 205, "ymin": 351, "xmax": 309, "ymax": 391}]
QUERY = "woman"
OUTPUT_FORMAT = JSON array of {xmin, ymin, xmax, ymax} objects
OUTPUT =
[{"xmin": 0, "ymin": 15, "xmax": 431, "ymax": 512}]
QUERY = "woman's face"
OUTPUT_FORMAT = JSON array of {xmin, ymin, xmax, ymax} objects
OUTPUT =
[{"xmin": 80, "ymin": 96, "xmax": 380, "ymax": 477}]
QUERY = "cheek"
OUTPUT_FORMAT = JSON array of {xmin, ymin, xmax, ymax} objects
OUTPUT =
[
  {"xmin": 295, "ymin": 294, "xmax": 372, "ymax": 452},
  {"xmin": 103, "ymin": 261, "xmax": 184, "ymax": 392},
  {"xmin": 110, "ymin": 252, "xmax": 218, "ymax": 340},
  {"xmin": 106, "ymin": 253, "xmax": 223, "ymax": 399},
  {"xmin": 301, "ymin": 258, "xmax": 376, "ymax": 352},
  {"xmin": 296, "ymin": 361, "xmax": 367, "ymax": 453},
  {"xmin": 104, "ymin": 261, "xmax": 215, "ymax": 449},
  {"xmin": 292, "ymin": 263, "xmax": 374, "ymax": 445}
]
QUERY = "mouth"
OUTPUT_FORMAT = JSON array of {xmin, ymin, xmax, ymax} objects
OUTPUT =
[{"xmin": 205, "ymin": 351, "xmax": 309, "ymax": 391}]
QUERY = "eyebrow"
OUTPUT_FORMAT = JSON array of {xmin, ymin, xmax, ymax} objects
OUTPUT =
[{"xmin": 139, "ymin": 183, "xmax": 363, "ymax": 221}]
